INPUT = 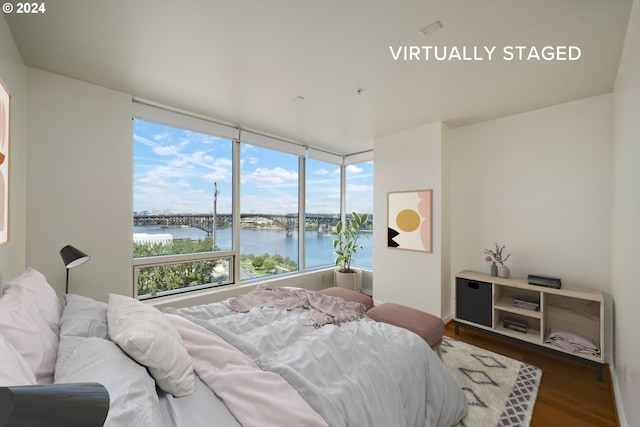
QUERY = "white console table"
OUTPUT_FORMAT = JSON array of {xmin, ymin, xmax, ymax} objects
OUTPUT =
[{"xmin": 454, "ymin": 270, "xmax": 605, "ymax": 380}]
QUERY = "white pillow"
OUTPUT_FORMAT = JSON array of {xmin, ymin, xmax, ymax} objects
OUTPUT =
[
  {"xmin": 0, "ymin": 290, "xmax": 59, "ymax": 384},
  {"xmin": 60, "ymin": 294, "xmax": 109, "ymax": 339},
  {"xmin": 2, "ymin": 267, "xmax": 62, "ymax": 336},
  {"xmin": 0, "ymin": 334, "xmax": 37, "ymax": 386},
  {"xmin": 55, "ymin": 336, "xmax": 163, "ymax": 427},
  {"xmin": 107, "ymin": 293, "xmax": 195, "ymax": 397}
]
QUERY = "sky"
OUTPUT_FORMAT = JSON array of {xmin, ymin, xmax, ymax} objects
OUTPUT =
[{"xmin": 133, "ymin": 119, "xmax": 373, "ymax": 215}]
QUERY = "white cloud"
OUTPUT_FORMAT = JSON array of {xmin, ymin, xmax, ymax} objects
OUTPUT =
[
  {"xmin": 346, "ymin": 164, "xmax": 363, "ymax": 173},
  {"xmin": 137, "ymin": 177, "xmax": 170, "ymax": 188},
  {"xmin": 134, "ymin": 134, "xmax": 181, "ymax": 157},
  {"xmin": 153, "ymin": 131, "xmax": 171, "ymax": 141},
  {"xmin": 155, "ymin": 145, "xmax": 180, "ymax": 156},
  {"xmin": 346, "ymin": 183, "xmax": 373, "ymax": 193},
  {"xmin": 134, "ymin": 133, "xmax": 158, "ymax": 147},
  {"xmin": 240, "ymin": 192, "xmax": 298, "ymax": 214},
  {"xmin": 244, "ymin": 167, "xmax": 298, "ymax": 185},
  {"xmin": 325, "ymin": 193, "xmax": 341, "ymax": 200}
]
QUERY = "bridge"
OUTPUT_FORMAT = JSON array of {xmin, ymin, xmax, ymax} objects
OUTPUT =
[{"xmin": 133, "ymin": 213, "xmax": 371, "ymax": 236}]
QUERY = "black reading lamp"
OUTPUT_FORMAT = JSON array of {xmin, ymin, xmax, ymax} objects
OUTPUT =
[{"xmin": 59, "ymin": 245, "xmax": 91, "ymax": 294}]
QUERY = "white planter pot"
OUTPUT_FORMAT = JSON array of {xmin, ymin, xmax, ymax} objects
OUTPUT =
[{"xmin": 334, "ymin": 268, "xmax": 363, "ymax": 292}]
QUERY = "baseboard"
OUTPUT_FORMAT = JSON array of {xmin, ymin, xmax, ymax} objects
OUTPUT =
[{"xmin": 609, "ymin": 362, "xmax": 628, "ymax": 427}]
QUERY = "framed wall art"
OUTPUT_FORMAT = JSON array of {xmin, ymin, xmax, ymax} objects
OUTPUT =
[
  {"xmin": 0, "ymin": 76, "xmax": 11, "ymax": 245},
  {"xmin": 387, "ymin": 189, "xmax": 432, "ymax": 253}
]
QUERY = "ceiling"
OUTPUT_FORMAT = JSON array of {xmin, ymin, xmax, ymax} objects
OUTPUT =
[{"xmin": 5, "ymin": 0, "xmax": 633, "ymax": 155}]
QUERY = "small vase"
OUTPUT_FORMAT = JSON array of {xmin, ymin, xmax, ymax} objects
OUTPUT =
[
  {"xmin": 498, "ymin": 265, "xmax": 510, "ymax": 279},
  {"xmin": 490, "ymin": 262, "xmax": 498, "ymax": 277}
]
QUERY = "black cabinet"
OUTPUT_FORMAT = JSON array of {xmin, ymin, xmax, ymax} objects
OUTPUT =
[{"xmin": 455, "ymin": 277, "xmax": 492, "ymax": 327}]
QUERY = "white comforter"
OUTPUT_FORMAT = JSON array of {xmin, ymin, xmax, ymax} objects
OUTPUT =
[{"xmin": 166, "ymin": 299, "xmax": 467, "ymax": 427}]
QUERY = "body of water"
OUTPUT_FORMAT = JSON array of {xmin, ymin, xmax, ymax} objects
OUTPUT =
[{"xmin": 134, "ymin": 225, "xmax": 373, "ymax": 269}]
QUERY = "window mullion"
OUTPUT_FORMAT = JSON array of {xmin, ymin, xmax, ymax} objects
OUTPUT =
[
  {"xmin": 298, "ymin": 156, "xmax": 306, "ymax": 272},
  {"xmin": 232, "ymin": 139, "xmax": 241, "ymax": 284}
]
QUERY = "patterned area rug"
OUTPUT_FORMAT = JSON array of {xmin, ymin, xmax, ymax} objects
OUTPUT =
[{"xmin": 441, "ymin": 336, "xmax": 542, "ymax": 427}]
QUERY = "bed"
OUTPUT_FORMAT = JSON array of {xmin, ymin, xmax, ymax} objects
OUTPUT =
[{"xmin": 0, "ymin": 268, "xmax": 467, "ymax": 427}]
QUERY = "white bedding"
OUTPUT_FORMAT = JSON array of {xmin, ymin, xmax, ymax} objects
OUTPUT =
[
  {"xmin": 1, "ymin": 267, "xmax": 466, "ymax": 427},
  {"xmin": 158, "ymin": 377, "xmax": 242, "ymax": 427},
  {"xmin": 166, "ymin": 298, "xmax": 467, "ymax": 427}
]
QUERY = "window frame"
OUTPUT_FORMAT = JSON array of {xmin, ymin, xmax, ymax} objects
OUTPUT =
[
  {"xmin": 132, "ymin": 102, "xmax": 373, "ymax": 300},
  {"xmin": 237, "ymin": 139, "xmax": 302, "ymax": 281},
  {"xmin": 344, "ymin": 152, "xmax": 374, "ymax": 269},
  {"xmin": 133, "ymin": 251, "xmax": 236, "ymax": 300}
]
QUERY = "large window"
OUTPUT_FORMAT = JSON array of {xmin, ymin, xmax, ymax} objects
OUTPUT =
[
  {"xmin": 345, "ymin": 160, "xmax": 374, "ymax": 268},
  {"xmin": 132, "ymin": 116, "xmax": 235, "ymax": 298},
  {"xmin": 305, "ymin": 158, "xmax": 341, "ymax": 269},
  {"xmin": 239, "ymin": 143, "xmax": 300, "ymax": 280},
  {"xmin": 132, "ymin": 104, "xmax": 373, "ymax": 299}
]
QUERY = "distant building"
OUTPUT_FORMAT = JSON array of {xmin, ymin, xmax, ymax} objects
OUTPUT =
[{"xmin": 133, "ymin": 233, "xmax": 173, "ymax": 245}]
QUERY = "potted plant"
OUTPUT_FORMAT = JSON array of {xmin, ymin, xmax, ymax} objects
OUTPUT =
[{"xmin": 329, "ymin": 212, "xmax": 369, "ymax": 291}]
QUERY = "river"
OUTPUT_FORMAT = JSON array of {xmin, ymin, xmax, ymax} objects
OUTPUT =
[{"xmin": 133, "ymin": 225, "xmax": 373, "ymax": 269}]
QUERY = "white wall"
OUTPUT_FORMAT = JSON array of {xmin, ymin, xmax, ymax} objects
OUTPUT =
[
  {"xmin": 26, "ymin": 68, "xmax": 133, "ymax": 301},
  {"xmin": 611, "ymin": 0, "xmax": 640, "ymax": 425},
  {"xmin": 440, "ymin": 124, "xmax": 452, "ymax": 318},
  {"xmin": 0, "ymin": 16, "xmax": 27, "ymax": 283},
  {"xmin": 449, "ymin": 94, "xmax": 614, "ymax": 359},
  {"xmin": 373, "ymin": 122, "xmax": 445, "ymax": 316}
]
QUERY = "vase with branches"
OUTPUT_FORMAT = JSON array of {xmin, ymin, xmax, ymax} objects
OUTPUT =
[
  {"xmin": 484, "ymin": 243, "xmax": 511, "ymax": 266},
  {"xmin": 484, "ymin": 243, "xmax": 511, "ymax": 278}
]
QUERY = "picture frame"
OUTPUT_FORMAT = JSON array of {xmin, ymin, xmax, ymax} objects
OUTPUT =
[
  {"xmin": 387, "ymin": 189, "xmax": 432, "ymax": 253},
  {"xmin": 0, "ymin": 76, "xmax": 11, "ymax": 245}
]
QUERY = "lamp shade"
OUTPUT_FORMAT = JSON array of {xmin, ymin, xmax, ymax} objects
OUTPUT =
[{"xmin": 60, "ymin": 245, "xmax": 90, "ymax": 269}]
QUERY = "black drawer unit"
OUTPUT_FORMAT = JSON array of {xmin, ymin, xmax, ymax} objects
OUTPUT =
[{"xmin": 456, "ymin": 278, "xmax": 492, "ymax": 327}]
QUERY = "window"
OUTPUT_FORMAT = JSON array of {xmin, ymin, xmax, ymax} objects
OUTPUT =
[
  {"xmin": 132, "ymin": 114, "xmax": 235, "ymax": 298},
  {"xmin": 132, "ymin": 103, "xmax": 374, "ymax": 299},
  {"xmin": 239, "ymin": 143, "xmax": 300, "ymax": 280},
  {"xmin": 305, "ymin": 157, "xmax": 341, "ymax": 269},
  {"xmin": 345, "ymin": 160, "xmax": 374, "ymax": 268}
]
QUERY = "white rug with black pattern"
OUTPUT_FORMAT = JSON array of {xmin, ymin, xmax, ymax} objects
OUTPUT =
[{"xmin": 441, "ymin": 336, "xmax": 542, "ymax": 427}]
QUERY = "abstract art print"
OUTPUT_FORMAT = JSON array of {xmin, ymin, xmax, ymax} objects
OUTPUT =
[
  {"xmin": 0, "ymin": 76, "xmax": 10, "ymax": 245},
  {"xmin": 387, "ymin": 189, "xmax": 432, "ymax": 253}
]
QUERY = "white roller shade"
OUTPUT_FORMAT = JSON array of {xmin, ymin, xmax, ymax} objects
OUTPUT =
[
  {"xmin": 345, "ymin": 150, "xmax": 373, "ymax": 165},
  {"xmin": 307, "ymin": 147, "xmax": 343, "ymax": 165},
  {"xmin": 240, "ymin": 130, "xmax": 306, "ymax": 157},
  {"xmin": 133, "ymin": 102, "xmax": 239, "ymax": 140}
]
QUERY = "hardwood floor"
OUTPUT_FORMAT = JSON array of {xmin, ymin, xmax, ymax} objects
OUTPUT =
[{"xmin": 444, "ymin": 322, "xmax": 619, "ymax": 427}]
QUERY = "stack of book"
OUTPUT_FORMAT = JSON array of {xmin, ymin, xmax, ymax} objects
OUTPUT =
[
  {"xmin": 503, "ymin": 318, "xmax": 528, "ymax": 333},
  {"xmin": 514, "ymin": 297, "xmax": 540, "ymax": 311}
]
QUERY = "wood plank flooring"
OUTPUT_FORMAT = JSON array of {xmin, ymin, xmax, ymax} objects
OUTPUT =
[{"xmin": 444, "ymin": 322, "xmax": 619, "ymax": 427}]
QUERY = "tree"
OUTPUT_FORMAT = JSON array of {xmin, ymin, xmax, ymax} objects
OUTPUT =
[
  {"xmin": 263, "ymin": 258, "xmax": 276, "ymax": 272},
  {"xmin": 134, "ymin": 237, "xmax": 219, "ymax": 296}
]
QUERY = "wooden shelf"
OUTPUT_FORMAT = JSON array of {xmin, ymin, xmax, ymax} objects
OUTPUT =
[
  {"xmin": 494, "ymin": 296, "xmax": 542, "ymax": 319},
  {"xmin": 494, "ymin": 323, "xmax": 541, "ymax": 344},
  {"xmin": 454, "ymin": 270, "xmax": 605, "ymax": 379}
]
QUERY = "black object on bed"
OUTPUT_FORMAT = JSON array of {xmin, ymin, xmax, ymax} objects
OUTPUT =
[{"xmin": 0, "ymin": 383, "xmax": 109, "ymax": 427}]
